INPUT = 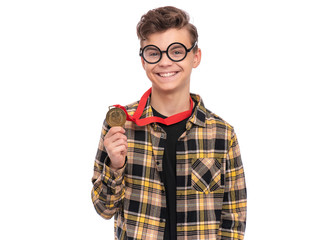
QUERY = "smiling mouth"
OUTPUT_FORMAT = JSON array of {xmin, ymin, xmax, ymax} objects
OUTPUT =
[{"xmin": 157, "ymin": 72, "xmax": 178, "ymax": 78}]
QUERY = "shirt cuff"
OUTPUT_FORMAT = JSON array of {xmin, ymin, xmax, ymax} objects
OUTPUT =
[{"xmin": 102, "ymin": 157, "xmax": 127, "ymax": 188}]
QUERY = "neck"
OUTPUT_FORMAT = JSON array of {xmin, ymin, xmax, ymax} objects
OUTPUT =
[{"xmin": 150, "ymin": 88, "xmax": 191, "ymax": 117}]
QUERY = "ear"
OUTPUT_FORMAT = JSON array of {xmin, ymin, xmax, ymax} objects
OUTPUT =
[{"xmin": 192, "ymin": 48, "xmax": 202, "ymax": 68}]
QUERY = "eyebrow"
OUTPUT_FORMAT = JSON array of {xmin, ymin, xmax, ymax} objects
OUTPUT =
[
  {"xmin": 145, "ymin": 46, "xmax": 159, "ymax": 50},
  {"xmin": 169, "ymin": 45, "xmax": 184, "ymax": 50}
]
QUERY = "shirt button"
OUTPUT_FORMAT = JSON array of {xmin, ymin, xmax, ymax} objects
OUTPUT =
[{"xmin": 156, "ymin": 161, "xmax": 160, "ymax": 165}]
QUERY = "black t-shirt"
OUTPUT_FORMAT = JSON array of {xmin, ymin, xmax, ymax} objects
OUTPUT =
[{"xmin": 152, "ymin": 107, "xmax": 188, "ymax": 240}]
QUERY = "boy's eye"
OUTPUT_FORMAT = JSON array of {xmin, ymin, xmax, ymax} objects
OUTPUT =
[
  {"xmin": 149, "ymin": 51, "xmax": 159, "ymax": 56},
  {"xmin": 169, "ymin": 47, "xmax": 185, "ymax": 56},
  {"xmin": 144, "ymin": 48, "xmax": 160, "ymax": 58}
]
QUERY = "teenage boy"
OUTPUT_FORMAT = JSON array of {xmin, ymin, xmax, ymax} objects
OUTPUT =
[{"xmin": 91, "ymin": 6, "xmax": 247, "ymax": 240}]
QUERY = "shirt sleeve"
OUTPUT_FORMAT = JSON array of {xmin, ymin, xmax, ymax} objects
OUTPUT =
[
  {"xmin": 91, "ymin": 121, "xmax": 126, "ymax": 219},
  {"xmin": 218, "ymin": 129, "xmax": 247, "ymax": 239}
]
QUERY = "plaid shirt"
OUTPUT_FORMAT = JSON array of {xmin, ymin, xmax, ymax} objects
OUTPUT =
[{"xmin": 91, "ymin": 93, "xmax": 247, "ymax": 240}]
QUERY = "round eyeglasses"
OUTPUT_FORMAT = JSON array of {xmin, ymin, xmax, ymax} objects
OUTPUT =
[{"xmin": 139, "ymin": 42, "xmax": 197, "ymax": 64}]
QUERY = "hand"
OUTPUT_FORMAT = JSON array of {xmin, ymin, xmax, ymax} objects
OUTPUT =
[{"xmin": 103, "ymin": 126, "xmax": 128, "ymax": 171}]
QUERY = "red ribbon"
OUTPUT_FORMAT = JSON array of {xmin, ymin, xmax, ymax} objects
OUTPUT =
[{"xmin": 114, "ymin": 88, "xmax": 193, "ymax": 126}]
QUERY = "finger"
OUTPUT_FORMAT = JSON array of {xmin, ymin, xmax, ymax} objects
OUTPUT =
[
  {"xmin": 109, "ymin": 138, "xmax": 128, "ymax": 149},
  {"xmin": 104, "ymin": 132, "xmax": 127, "ymax": 145},
  {"xmin": 105, "ymin": 126, "xmax": 126, "ymax": 138},
  {"xmin": 106, "ymin": 127, "xmax": 125, "ymax": 139},
  {"xmin": 108, "ymin": 144, "xmax": 128, "ymax": 158},
  {"xmin": 104, "ymin": 135, "xmax": 128, "ymax": 151}
]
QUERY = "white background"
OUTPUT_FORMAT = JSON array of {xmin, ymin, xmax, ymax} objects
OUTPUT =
[{"xmin": 1, "ymin": 0, "xmax": 335, "ymax": 239}]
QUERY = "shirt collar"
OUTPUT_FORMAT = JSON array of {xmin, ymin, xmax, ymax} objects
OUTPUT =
[
  {"xmin": 138, "ymin": 93, "xmax": 207, "ymax": 129},
  {"xmin": 189, "ymin": 93, "xmax": 206, "ymax": 128}
]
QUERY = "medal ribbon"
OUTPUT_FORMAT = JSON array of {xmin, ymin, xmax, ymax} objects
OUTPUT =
[{"xmin": 114, "ymin": 88, "xmax": 193, "ymax": 126}]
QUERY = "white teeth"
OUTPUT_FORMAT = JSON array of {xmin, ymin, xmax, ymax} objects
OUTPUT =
[{"xmin": 159, "ymin": 72, "xmax": 176, "ymax": 77}]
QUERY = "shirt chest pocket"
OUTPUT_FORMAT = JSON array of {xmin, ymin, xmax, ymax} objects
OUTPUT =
[{"xmin": 191, "ymin": 158, "xmax": 221, "ymax": 193}]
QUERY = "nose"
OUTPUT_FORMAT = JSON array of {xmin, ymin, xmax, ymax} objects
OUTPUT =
[{"xmin": 158, "ymin": 51, "xmax": 173, "ymax": 66}]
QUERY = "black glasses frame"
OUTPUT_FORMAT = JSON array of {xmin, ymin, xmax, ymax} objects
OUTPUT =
[{"xmin": 139, "ymin": 42, "xmax": 197, "ymax": 64}]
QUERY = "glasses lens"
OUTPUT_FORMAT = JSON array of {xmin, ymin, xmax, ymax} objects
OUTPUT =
[
  {"xmin": 143, "ymin": 46, "xmax": 161, "ymax": 63},
  {"xmin": 168, "ymin": 43, "xmax": 187, "ymax": 61}
]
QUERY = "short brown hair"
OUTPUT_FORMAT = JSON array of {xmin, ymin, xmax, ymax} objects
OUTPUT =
[{"xmin": 136, "ymin": 6, "xmax": 198, "ymax": 50}]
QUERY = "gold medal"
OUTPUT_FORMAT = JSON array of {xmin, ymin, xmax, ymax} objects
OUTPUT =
[{"xmin": 106, "ymin": 107, "xmax": 127, "ymax": 127}]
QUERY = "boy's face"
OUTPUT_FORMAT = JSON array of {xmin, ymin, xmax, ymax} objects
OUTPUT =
[{"xmin": 141, "ymin": 28, "xmax": 201, "ymax": 94}]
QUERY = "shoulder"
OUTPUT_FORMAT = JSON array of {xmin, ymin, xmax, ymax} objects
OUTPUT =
[
  {"xmin": 124, "ymin": 100, "xmax": 140, "ymax": 115},
  {"xmin": 204, "ymin": 107, "xmax": 234, "ymax": 132},
  {"xmin": 191, "ymin": 93, "xmax": 234, "ymax": 133}
]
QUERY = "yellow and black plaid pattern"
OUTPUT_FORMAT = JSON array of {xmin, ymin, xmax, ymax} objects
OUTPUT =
[{"xmin": 91, "ymin": 94, "xmax": 247, "ymax": 240}]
